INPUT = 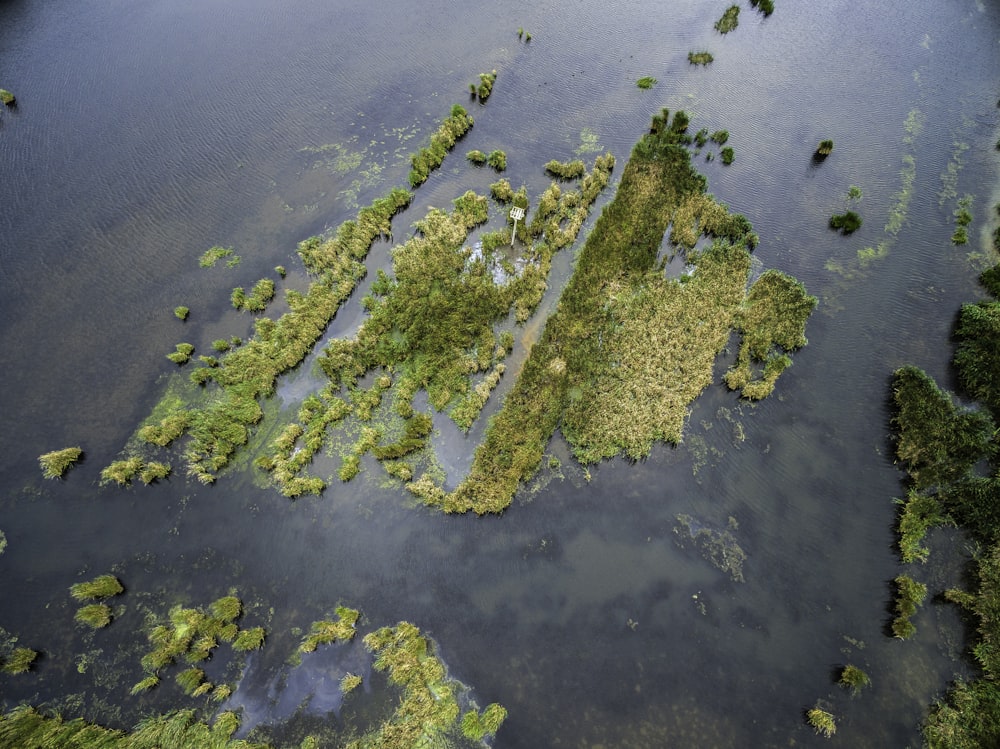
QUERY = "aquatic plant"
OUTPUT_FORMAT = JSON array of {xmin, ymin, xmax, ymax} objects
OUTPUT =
[
  {"xmin": 275, "ymin": 265, "xmax": 286, "ymax": 277},
  {"xmin": 544, "ymin": 159, "xmax": 586, "ymax": 179},
  {"xmin": 232, "ymin": 626, "xmax": 265, "ymax": 652},
  {"xmin": 839, "ymin": 664, "xmax": 871, "ymax": 696},
  {"xmin": 750, "ymin": 0, "xmax": 774, "ymax": 16},
  {"xmin": 70, "ymin": 574, "xmax": 123, "ymax": 601},
  {"xmin": 74, "ymin": 603, "xmax": 112, "ymax": 629},
  {"xmin": 0, "ymin": 90, "xmax": 14, "ymax": 106},
  {"xmin": 688, "ymin": 51, "xmax": 713, "ymax": 65},
  {"xmin": 807, "ymin": 706, "xmax": 836, "ymax": 737},
  {"xmin": 815, "ymin": 139, "xmax": 834, "ymax": 158},
  {"xmin": 715, "ymin": 5, "xmax": 740, "ymax": 33},
  {"xmin": 466, "ymin": 150, "xmax": 487, "ymax": 165},
  {"xmin": 130, "ymin": 675, "xmax": 159, "ymax": 695},
  {"xmin": 952, "ymin": 226, "xmax": 968, "ymax": 245},
  {"xmin": 490, "ymin": 179, "xmax": 514, "ymax": 202},
  {"xmin": 140, "ymin": 461, "xmax": 171, "ymax": 484},
  {"xmin": 891, "ymin": 365, "xmax": 994, "ymax": 490},
  {"xmin": 167, "ymin": 342, "xmax": 195, "ymax": 365},
  {"xmin": 212, "ymin": 339, "xmax": 231, "ymax": 353},
  {"xmin": 486, "ymin": 149, "xmax": 507, "ymax": 171},
  {"xmin": 100, "ymin": 456, "xmax": 144, "ymax": 486},
  {"xmin": 0, "ymin": 530, "xmax": 6, "ymax": 555},
  {"xmin": 210, "ymin": 595, "xmax": 242, "ymax": 622},
  {"xmin": 353, "ymin": 621, "xmax": 506, "ymax": 749},
  {"xmin": 472, "ymin": 70, "xmax": 497, "ymax": 102},
  {"xmin": 38, "ymin": 447, "xmax": 82, "ymax": 479},
  {"xmin": 299, "ymin": 606, "xmax": 359, "ymax": 652},
  {"xmin": 138, "ymin": 411, "xmax": 189, "ymax": 447},
  {"xmin": 892, "ymin": 574, "xmax": 927, "ymax": 639},
  {"xmin": 175, "ymin": 667, "xmax": 206, "ymax": 696},
  {"xmin": 720, "ymin": 146, "xmax": 734, "ymax": 165},
  {"xmin": 636, "ymin": 76, "xmax": 657, "ymax": 89},
  {"xmin": 174, "ymin": 306, "xmax": 189, "ymax": 320},
  {"xmin": 340, "ymin": 673, "xmax": 362, "ymax": 693},
  {"xmin": 848, "ymin": 185, "xmax": 863, "ymax": 201},
  {"xmin": 1, "ymin": 648, "xmax": 37, "ymax": 675},
  {"xmin": 199, "ymin": 246, "xmax": 237, "ymax": 268},
  {"xmin": 408, "ymin": 104, "xmax": 475, "ymax": 187},
  {"xmin": 896, "ymin": 490, "xmax": 951, "ymax": 563},
  {"xmin": 711, "ymin": 130, "xmax": 729, "ymax": 145},
  {"xmin": 829, "ymin": 210, "xmax": 862, "ymax": 234}
]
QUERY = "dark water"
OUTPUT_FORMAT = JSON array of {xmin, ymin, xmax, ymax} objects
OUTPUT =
[{"xmin": 1, "ymin": 0, "xmax": 999, "ymax": 746}]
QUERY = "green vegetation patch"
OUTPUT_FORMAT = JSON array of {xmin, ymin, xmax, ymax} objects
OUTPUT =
[
  {"xmin": 839, "ymin": 665, "xmax": 871, "ymax": 697},
  {"xmin": 688, "ymin": 52, "xmax": 714, "ymax": 65},
  {"xmin": 199, "ymin": 246, "xmax": 239, "ymax": 268},
  {"xmin": 750, "ymin": 0, "xmax": 774, "ymax": 16},
  {"xmin": 440, "ymin": 109, "xmax": 811, "ymax": 514},
  {"xmin": 636, "ymin": 76, "xmax": 657, "ymax": 89},
  {"xmin": 470, "ymin": 70, "xmax": 497, "ymax": 102},
  {"xmin": 0, "ymin": 707, "xmax": 265, "ymax": 748},
  {"xmin": 807, "ymin": 706, "xmax": 836, "ymax": 737},
  {"xmin": 829, "ymin": 210, "xmax": 862, "ymax": 234},
  {"xmin": 1, "ymin": 648, "xmax": 38, "ymax": 675},
  {"xmin": 38, "ymin": 447, "xmax": 82, "ymax": 479},
  {"xmin": 174, "ymin": 306, "xmax": 190, "ymax": 320},
  {"xmin": 408, "ymin": 104, "xmax": 474, "ymax": 187},
  {"xmin": 70, "ymin": 574, "xmax": 123, "ymax": 601},
  {"xmin": 299, "ymin": 606, "xmax": 360, "ymax": 652},
  {"xmin": 891, "ymin": 365, "xmax": 994, "ymax": 490},
  {"xmin": 891, "ymin": 574, "xmax": 927, "ymax": 639},
  {"xmin": 815, "ymin": 139, "xmax": 834, "ymax": 157},
  {"xmin": 231, "ymin": 278, "xmax": 276, "ymax": 312},
  {"xmin": 350, "ymin": 621, "xmax": 506, "ymax": 748},
  {"xmin": 714, "ymin": 5, "xmax": 740, "ymax": 33},
  {"xmin": 0, "ymin": 89, "xmax": 14, "ymax": 106},
  {"xmin": 74, "ymin": 603, "xmax": 113, "ymax": 629}
]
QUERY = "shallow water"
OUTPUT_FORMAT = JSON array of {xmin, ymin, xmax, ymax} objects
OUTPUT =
[{"xmin": 1, "ymin": 0, "xmax": 999, "ymax": 746}]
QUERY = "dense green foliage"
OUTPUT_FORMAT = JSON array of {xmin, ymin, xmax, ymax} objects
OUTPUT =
[
  {"xmin": 816, "ymin": 139, "xmax": 834, "ymax": 157},
  {"xmin": 0, "ymin": 707, "xmax": 267, "ymax": 749},
  {"xmin": 470, "ymin": 70, "xmax": 497, "ymax": 102},
  {"xmin": 75, "ymin": 603, "xmax": 113, "ymax": 629},
  {"xmin": 408, "ymin": 105, "xmax": 474, "ymax": 187},
  {"xmin": 174, "ymin": 306, "xmax": 189, "ymax": 320},
  {"xmin": 839, "ymin": 664, "xmax": 870, "ymax": 696},
  {"xmin": 688, "ymin": 52, "xmax": 713, "ymax": 65},
  {"xmin": 299, "ymin": 607, "xmax": 359, "ymax": 652},
  {"xmin": 891, "ymin": 365, "xmax": 994, "ymax": 490},
  {"xmin": 440, "ymin": 109, "xmax": 811, "ymax": 513},
  {"xmin": 750, "ymin": 0, "xmax": 775, "ymax": 16},
  {"xmin": 0, "ymin": 89, "xmax": 14, "ymax": 106},
  {"xmin": 636, "ymin": 76, "xmax": 657, "ymax": 89},
  {"xmin": 714, "ymin": 5, "xmax": 740, "ymax": 33},
  {"xmin": 1, "ymin": 647, "xmax": 38, "ymax": 675},
  {"xmin": 38, "ymin": 447, "xmax": 82, "ymax": 479},
  {"xmin": 199, "ymin": 246, "xmax": 237, "ymax": 268},
  {"xmin": 829, "ymin": 210, "xmax": 862, "ymax": 234},
  {"xmin": 70, "ymin": 574, "xmax": 124, "ymax": 601}
]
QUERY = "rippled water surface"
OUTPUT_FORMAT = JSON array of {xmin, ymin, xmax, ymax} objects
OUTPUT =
[{"xmin": 1, "ymin": 0, "xmax": 999, "ymax": 746}]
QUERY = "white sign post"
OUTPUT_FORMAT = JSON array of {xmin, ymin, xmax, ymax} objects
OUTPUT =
[{"xmin": 509, "ymin": 206, "xmax": 525, "ymax": 247}]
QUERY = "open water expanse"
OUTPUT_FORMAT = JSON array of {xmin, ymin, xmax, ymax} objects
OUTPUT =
[{"xmin": 1, "ymin": 0, "xmax": 999, "ymax": 746}]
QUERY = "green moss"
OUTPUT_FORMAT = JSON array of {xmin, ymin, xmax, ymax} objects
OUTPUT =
[
  {"xmin": 636, "ymin": 76, "xmax": 657, "ymax": 89},
  {"xmin": 70, "ymin": 574, "xmax": 123, "ymax": 601},
  {"xmin": 75, "ymin": 603, "xmax": 112, "ymax": 629},
  {"xmin": 38, "ymin": 447, "xmax": 82, "ymax": 479},
  {"xmin": 714, "ymin": 5, "xmax": 740, "ymax": 33},
  {"xmin": 174, "ymin": 306, "xmax": 190, "ymax": 320}
]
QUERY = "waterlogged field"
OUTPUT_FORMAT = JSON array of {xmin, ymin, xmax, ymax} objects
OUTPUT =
[{"xmin": 0, "ymin": 0, "xmax": 999, "ymax": 747}]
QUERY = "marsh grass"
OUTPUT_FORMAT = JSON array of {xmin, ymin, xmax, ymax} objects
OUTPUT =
[
  {"xmin": 839, "ymin": 665, "xmax": 871, "ymax": 696},
  {"xmin": 892, "ymin": 574, "xmax": 927, "ymax": 639},
  {"xmin": 636, "ymin": 76, "xmax": 657, "ymax": 89},
  {"xmin": 174, "ymin": 306, "xmax": 189, "ymax": 320},
  {"xmin": 299, "ymin": 607, "xmax": 359, "ymax": 653},
  {"xmin": 70, "ymin": 574, "xmax": 123, "ymax": 601},
  {"xmin": 408, "ymin": 105, "xmax": 474, "ymax": 187},
  {"xmin": 714, "ymin": 5, "xmax": 740, "ymax": 33},
  {"xmin": 807, "ymin": 706, "xmax": 836, "ymax": 737},
  {"xmin": 232, "ymin": 627, "xmax": 265, "ymax": 652},
  {"xmin": 829, "ymin": 210, "xmax": 862, "ymax": 234},
  {"xmin": 0, "ymin": 90, "xmax": 14, "ymax": 106},
  {"xmin": 486, "ymin": 150, "xmax": 507, "ymax": 171},
  {"xmin": 340, "ymin": 673, "xmax": 362, "ymax": 693},
  {"xmin": 445, "ymin": 109, "xmax": 810, "ymax": 513},
  {"xmin": 74, "ymin": 604, "xmax": 112, "ymax": 629},
  {"xmin": 472, "ymin": 70, "xmax": 497, "ymax": 102},
  {"xmin": 100, "ymin": 457, "xmax": 144, "ymax": 487},
  {"xmin": 720, "ymin": 146, "xmax": 734, "ymax": 165},
  {"xmin": 354, "ymin": 621, "xmax": 506, "ymax": 748},
  {"xmin": 0, "ymin": 706, "xmax": 266, "ymax": 748},
  {"xmin": 688, "ymin": 52, "xmax": 713, "ymax": 65},
  {"xmin": 896, "ymin": 490, "xmax": 951, "ymax": 563},
  {"xmin": 167, "ymin": 343, "xmax": 195, "ymax": 365},
  {"xmin": 1, "ymin": 648, "xmax": 37, "ymax": 675},
  {"xmin": 38, "ymin": 447, "xmax": 82, "ymax": 479},
  {"xmin": 815, "ymin": 139, "xmax": 834, "ymax": 158},
  {"xmin": 199, "ymin": 246, "xmax": 237, "ymax": 268},
  {"xmin": 749, "ymin": 0, "xmax": 774, "ymax": 16},
  {"xmin": 466, "ymin": 150, "xmax": 487, "ymax": 165}
]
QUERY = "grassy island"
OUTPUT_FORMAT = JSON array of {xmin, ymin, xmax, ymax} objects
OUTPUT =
[
  {"xmin": 714, "ymin": 5, "xmax": 740, "ymax": 34},
  {"xmin": 434, "ymin": 109, "xmax": 813, "ymax": 514},
  {"xmin": 38, "ymin": 447, "xmax": 82, "ymax": 479}
]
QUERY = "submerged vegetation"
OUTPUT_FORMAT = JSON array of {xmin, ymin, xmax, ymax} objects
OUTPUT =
[{"xmin": 38, "ymin": 447, "xmax": 82, "ymax": 479}]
